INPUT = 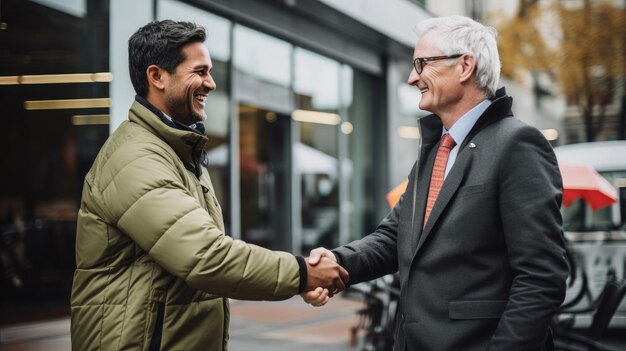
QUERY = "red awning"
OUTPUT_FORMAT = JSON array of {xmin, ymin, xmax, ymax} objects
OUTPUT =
[{"xmin": 559, "ymin": 162, "xmax": 617, "ymax": 211}]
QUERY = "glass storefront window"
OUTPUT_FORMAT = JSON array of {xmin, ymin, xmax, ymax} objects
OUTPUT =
[
  {"xmin": 388, "ymin": 57, "xmax": 421, "ymax": 186},
  {"xmin": 294, "ymin": 48, "xmax": 342, "ymax": 252},
  {"xmin": 237, "ymin": 105, "xmax": 292, "ymax": 251},
  {"xmin": 0, "ymin": 0, "xmax": 110, "ymax": 325},
  {"xmin": 233, "ymin": 25, "xmax": 292, "ymax": 87},
  {"xmin": 345, "ymin": 69, "xmax": 378, "ymax": 241},
  {"xmin": 297, "ymin": 121, "xmax": 340, "ymax": 252},
  {"xmin": 295, "ymin": 48, "xmax": 340, "ymax": 110},
  {"xmin": 341, "ymin": 65, "xmax": 354, "ymax": 108}
]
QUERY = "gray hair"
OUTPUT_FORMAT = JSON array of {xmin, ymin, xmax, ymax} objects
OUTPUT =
[{"xmin": 415, "ymin": 15, "xmax": 501, "ymax": 97}]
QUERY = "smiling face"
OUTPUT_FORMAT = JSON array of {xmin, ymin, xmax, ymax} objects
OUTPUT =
[
  {"xmin": 162, "ymin": 41, "xmax": 216, "ymax": 125},
  {"xmin": 407, "ymin": 31, "xmax": 463, "ymax": 117}
]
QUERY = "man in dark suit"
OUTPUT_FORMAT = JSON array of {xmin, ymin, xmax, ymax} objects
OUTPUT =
[{"xmin": 302, "ymin": 15, "xmax": 569, "ymax": 350}]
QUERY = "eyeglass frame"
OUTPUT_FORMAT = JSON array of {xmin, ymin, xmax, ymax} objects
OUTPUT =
[{"xmin": 412, "ymin": 54, "xmax": 464, "ymax": 74}]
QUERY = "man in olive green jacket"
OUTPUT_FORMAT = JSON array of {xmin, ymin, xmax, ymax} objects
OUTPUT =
[{"xmin": 70, "ymin": 20, "xmax": 348, "ymax": 351}]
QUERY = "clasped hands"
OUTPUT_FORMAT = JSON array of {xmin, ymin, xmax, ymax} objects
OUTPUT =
[{"xmin": 301, "ymin": 247, "xmax": 345, "ymax": 307}]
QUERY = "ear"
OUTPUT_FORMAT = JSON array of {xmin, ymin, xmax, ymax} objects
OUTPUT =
[
  {"xmin": 146, "ymin": 65, "xmax": 166, "ymax": 91},
  {"xmin": 458, "ymin": 54, "xmax": 476, "ymax": 84}
]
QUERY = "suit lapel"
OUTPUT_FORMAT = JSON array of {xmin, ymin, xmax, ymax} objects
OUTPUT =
[
  {"xmin": 409, "ymin": 115, "xmax": 442, "ymax": 252},
  {"xmin": 410, "ymin": 142, "xmax": 437, "ymax": 252}
]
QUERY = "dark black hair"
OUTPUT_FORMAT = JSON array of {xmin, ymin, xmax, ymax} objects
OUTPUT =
[{"xmin": 128, "ymin": 20, "xmax": 206, "ymax": 97}]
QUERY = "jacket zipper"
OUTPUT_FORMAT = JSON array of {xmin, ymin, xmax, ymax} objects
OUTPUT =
[{"xmin": 148, "ymin": 303, "xmax": 165, "ymax": 351}]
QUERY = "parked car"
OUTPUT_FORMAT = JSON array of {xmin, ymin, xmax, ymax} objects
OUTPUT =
[{"xmin": 555, "ymin": 141, "xmax": 626, "ymax": 329}]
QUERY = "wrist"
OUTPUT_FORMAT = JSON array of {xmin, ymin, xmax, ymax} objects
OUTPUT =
[{"xmin": 295, "ymin": 255, "xmax": 308, "ymax": 293}]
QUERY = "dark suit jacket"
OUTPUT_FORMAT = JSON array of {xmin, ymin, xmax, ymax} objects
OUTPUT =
[{"xmin": 334, "ymin": 88, "xmax": 569, "ymax": 351}]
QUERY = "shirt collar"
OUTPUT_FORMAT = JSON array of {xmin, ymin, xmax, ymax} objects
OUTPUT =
[{"xmin": 443, "ymin": 99, "xmax": 491, "ymax": 145}]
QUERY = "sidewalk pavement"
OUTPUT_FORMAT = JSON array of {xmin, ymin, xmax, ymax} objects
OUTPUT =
[{"xmin": 0, "ymin": 295, "xmax": 363, "ymax": 351}]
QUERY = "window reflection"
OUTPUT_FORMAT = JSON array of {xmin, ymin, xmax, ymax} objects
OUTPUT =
[
  {"xmin": 296, "ymin": 119, "xmax": 339, "ymax": 252},
  {"xmin": 345, "ymin": 69, "xmax": 378, "ymax": 240},
  {"xmin": 237, "ymin": 104, "xmax": 291, "ymax": 251},
  {"xmin": 0, "ymin": 0, "xmax": 109, "ymax": 325},
  {"xmin": 295, "ymin": 48, "xmax": 341, "ymax": 110},
  {"xmin": 294, "ymin": 49, "xmax": 347, "ymax": 252},
  {"xmin": 234, "ymin": 25, "xmax": 292, "ymax": 87},
  {"xmin": 341, "ymin": 65, "xmax": 354, "ymax": 108}
]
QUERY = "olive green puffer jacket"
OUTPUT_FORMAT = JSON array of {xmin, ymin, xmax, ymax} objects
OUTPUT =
[{"xmin": 71, "ymin": 101, "xmax": 301, "ymax": 351}]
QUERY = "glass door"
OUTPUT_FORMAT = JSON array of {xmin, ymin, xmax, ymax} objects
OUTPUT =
[
  {"xmin": 296, "ymin": 121, "xmax": 340, "ymax": 254},
  {"xmin": 238, "ymin": 104, "xmax": 291, "ymax": 251}
]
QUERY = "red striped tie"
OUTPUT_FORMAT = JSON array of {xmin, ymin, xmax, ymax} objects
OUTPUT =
[{"xmin": 424, "ymin": 133, "xmax": 456, "ymax": 227}]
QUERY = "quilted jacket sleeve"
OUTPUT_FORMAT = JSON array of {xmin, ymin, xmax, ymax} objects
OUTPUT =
[{"xmin": 92, "ymin": 140, "xmax": 300, "ymax": 301}]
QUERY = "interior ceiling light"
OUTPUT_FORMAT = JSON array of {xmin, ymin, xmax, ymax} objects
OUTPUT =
[
  {"xmin": 291, "ymin": 109, "xmax": 341, "ymax": 125},
  {"xmin": 24, "ymin": 98, "xmax": 111, "ymax": 110},
  {"xmin": 71, "ymin": 114, "xmax": 110, "ymax": 125},
  {"xmin": 340, "ymin": 122, "xmax": 353, "ymax": 135},
  {"xmin": 0, "ymin": 76, "xmax": 19, "ymax": 85},
  {"xmin": 397, "ymin": 126, "xmax": 421, "ymax": 139},
  {"xmin": 0, "ymin": 72, "xmax": 113, "ymax": 85}
]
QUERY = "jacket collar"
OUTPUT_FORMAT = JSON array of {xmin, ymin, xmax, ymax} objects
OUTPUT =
[
  {"xmin": 135, "ymin": 95, "xmax": 206, "ymax": 135},
  {"xmin": 418, "ymin": 87, "xmax": 513, "ymax": 146},
  {"xmin": 128, "ymin": 99, "xmax": 210, "ymax": 178}
]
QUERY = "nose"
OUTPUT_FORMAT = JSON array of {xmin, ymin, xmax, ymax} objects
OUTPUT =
[
  {"xmin": 204, "ymin": 73, "xmax": 217, "ymax": 91},
  {"xmin": 407, "ymin": 67, "xmax": 419, "ymax": 86}
]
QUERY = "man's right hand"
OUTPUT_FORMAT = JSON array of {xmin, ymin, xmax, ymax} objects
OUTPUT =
[
  {"xmin": 300, "ymin": 247, "xmax": 348, "ymax": 308},
  {"xmin": 307, "ymin": 247, "xmax": 337, "ymax": 266},
  {"xmin": 304, "ymin": 255, "xmax": 348, "ymax": 296}
]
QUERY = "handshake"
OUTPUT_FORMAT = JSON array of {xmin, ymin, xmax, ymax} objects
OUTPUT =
[{"xmin": 301, "ymin": 247, "xmax": 347, "ymax": 307}]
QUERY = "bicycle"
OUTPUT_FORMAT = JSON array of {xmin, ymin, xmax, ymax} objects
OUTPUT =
[{"xmin": 343, "ymin": 274, "xmax": 400, "ymax": 351}]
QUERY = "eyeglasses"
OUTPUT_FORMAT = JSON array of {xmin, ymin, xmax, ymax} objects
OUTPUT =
[{"xmin": 412, "ymin": 54, "xmax": 463, "ymax": 74}]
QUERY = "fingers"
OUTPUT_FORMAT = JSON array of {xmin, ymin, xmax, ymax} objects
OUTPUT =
[
  {"xmin": 338, "ymin": 264, "xmax": 349, "ymax": 285},
  {"xmin": 327, "ymin": 257, "xmax": 348, "ymax": 295},
  {"xmin": 307, "ymin": 247, "xmax": 336, "ymax": 266},
  {"xmin": 306, "ymin": 256, "xmax": 321, "ymax": 266},
  {"xmin": 334, "ymin": 273, "xmax": 346, "ymax": 293},
  {"xmin": 300, "ymin": 287, "xmax": 330, "ymax": 307}
]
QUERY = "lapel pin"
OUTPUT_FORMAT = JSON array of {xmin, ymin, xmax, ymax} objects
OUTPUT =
[{"xmin": 469, "ymin": 143, "xmax": 476, "ymax": 149}]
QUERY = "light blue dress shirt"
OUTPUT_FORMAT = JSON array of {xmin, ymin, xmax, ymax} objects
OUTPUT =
[{"xmin": 443, "ymin": 99, "xmax": 491, "ymax": 178}]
